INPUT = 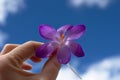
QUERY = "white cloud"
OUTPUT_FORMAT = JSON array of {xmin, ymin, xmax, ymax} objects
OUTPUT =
[
  {"xmin": 57, "ymin": 56, "xmax": 120, "ymax": 80},
  {"xmin": 82, "ymin": 57, "xmax": 120, "ymax": 80},
  {"xmin": 0, "ymin": 31, "xmax": 8, "ymax": 47},
  {"xmin": 57, "ymin": 66, "xmax": 80, "ymax": 80},
  {"xmin": 0, "ymin": 0, "xmax": 25, "ymax": 25},
  {"xmin": 69, "ymin": 0, "xmax": 112, "ymax": 9}
]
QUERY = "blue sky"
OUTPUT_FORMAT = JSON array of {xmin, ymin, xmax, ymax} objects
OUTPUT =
[{"xmin": 0, "ymin": 0, "xmax": 120, "ymax": 80}]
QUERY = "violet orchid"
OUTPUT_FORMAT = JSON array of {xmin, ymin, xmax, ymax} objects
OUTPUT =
[{"xmin": 36, "ymin": 24, "xmax": 86, "ymax": 64}]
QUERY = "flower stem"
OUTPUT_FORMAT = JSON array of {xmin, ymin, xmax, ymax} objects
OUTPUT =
[{"xmin": 66, "ymin": 63, "xmax": 82, "ymax": 80}]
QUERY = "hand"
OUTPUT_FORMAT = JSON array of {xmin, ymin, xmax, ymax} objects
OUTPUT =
[{"xmin": 0, "ymin": 41, "xmax": 61, "ymax": 80}]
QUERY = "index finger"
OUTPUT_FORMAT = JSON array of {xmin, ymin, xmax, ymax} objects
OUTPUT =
[{"xmin": 6, "ymin": 41, "xmax": 43, "ymax": 62}]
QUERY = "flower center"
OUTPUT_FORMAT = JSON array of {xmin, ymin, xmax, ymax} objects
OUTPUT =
[
  {"xmin": 61, "ymin": 34, "xmax": 65, "ymax": 40},
  {"xmin": 55, "ymin": 33, "xmax": 66, "ymax": 46},
  {"xmin": 60, "ymin": 34, "xmax": 66, "ymax": 46}
]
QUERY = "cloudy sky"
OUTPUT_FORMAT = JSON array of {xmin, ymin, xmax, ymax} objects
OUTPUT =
[{"xmin": 0, "ymin": 0, "xmax": 120, "ymax": 80}]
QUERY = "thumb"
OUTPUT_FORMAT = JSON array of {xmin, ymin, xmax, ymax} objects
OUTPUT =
[
  {"xmin": 40, "ymin": 50, "xmax": 61, "ymax": 80},
  {"xmin": 6, "ymin": 41, "xmax": 42, "ymax": 65}
]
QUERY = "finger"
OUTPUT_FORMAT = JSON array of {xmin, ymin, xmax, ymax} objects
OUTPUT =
[
  {"xmin": 1, "ymin": 44, "xmax": 19, "ymax": 55},
  {"xmin": 30, "ymin": 56, "xmax": 42, "ymax": 63},
  {"xmin": 1, "ymin": 44, "xmax": 42, "ymax": 62},
  {"xmin": 40, "ymin": 50, "xmax": 61, "ymax": 80},
  {"xmin": 6, "ymin": 41, "xmax": 43, "ymax": 65},
  {"xmin": 22, "ymin": 62, "xmax": 32, "ymax": 70}
]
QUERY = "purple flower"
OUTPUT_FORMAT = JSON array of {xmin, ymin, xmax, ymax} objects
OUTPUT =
[{"xmin": 36, "ymin": 24, "xmax": 86, "ymax": 64}]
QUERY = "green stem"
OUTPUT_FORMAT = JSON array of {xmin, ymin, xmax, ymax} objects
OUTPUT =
[{"xmin": 66, "ymin": 63, "xmax": 82, "ymax": 80}]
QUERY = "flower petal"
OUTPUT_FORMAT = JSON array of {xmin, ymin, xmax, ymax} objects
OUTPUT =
[
  {"xmin": 57, "ymin": 25, "xmax": 73, "ymax": 36},
  {"xmin": 39, "ymin": 24, "xmax": 57, "ymax": 40},
  {"xmin": 57, "ymin": 46, "xmax": 71, "ymax": 64},
  {"xmin": 67, "ymin": 41, "xmax": 84, "ymax": 57},
  {"xmin": 66, "ymin": 25, "xmax": 86, "ymax": 40},
  {"xmin": 36, "ymin": 43, "xmax": 55, "ymax": 58}
]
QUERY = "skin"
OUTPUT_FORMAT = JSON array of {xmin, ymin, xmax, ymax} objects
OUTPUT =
[{"xmin": 0, "ymin": 41, "xmax": 61, "ymax": 80}]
